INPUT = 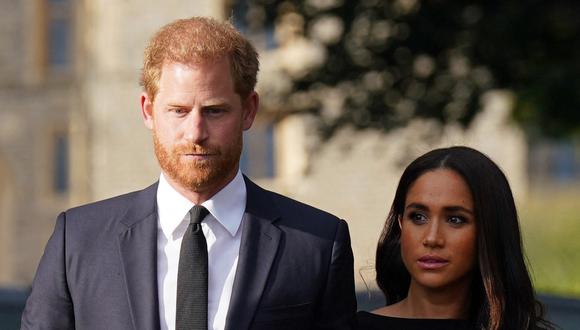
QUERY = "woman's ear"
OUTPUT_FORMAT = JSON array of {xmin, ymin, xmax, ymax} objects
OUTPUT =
[{"xmin": 398, "ymin": 215, "xmax": 403, "ymax": 229}]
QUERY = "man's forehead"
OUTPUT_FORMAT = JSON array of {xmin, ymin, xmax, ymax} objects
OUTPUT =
[
  {"xmin": 156, "ymin": 59, "xmax": 233, "ymax": 84},
  {"xmin": 160, "ymin": 56, "xmax": 230, "ymax": 70}
]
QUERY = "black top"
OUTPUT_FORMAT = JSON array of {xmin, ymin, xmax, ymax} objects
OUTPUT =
[{"xmin": 357, "ymin": 311, "xmax": 474, "ymax": 330}]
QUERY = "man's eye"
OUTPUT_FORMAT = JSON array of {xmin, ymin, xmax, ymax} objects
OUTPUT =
[
  {"xmin": 206, "ymin": 108, "xmax": 225, "ymax": 116},
  {"xmin": 170, "ymin": 108, "xmax": 187, "ymax": 114}
]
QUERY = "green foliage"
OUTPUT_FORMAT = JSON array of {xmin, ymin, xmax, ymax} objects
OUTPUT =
[
  {"xmin": 239, "ymin": 0, "xmax": 580, "ymax": 138},
  {"xmin": 521, "ymin": 189, "xmax": 580, "ymax": 297}
]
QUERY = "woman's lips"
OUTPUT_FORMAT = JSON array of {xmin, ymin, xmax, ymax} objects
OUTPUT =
[{"xmin": 417, "ymin": 255, "xmax": 449, "ymax": 270}]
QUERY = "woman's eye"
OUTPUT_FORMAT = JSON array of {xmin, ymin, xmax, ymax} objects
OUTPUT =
[
  {"xmin": 448, "ymin": 216, "xmax": 467, "ymax": 225},
  {"xmin": 409, "ymin": 212, "xmax": 427, "ymax": 224}
]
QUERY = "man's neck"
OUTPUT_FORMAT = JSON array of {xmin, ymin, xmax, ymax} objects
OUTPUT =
[{"xmin": 162, "ymin": 170, "xmax": 239, "ymax": 204}]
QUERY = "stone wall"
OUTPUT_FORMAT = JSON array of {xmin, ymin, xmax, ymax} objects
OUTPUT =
[
  {"xmin": 0, "ymin": 0, "xmax": 74, "ymax": 285},
  {"xmin": 0, "ymin": 0, "xmax": 228, "ymax": 286},
  {"xmin": 0, "ymin": 87, "xmax": 72, "ymax": 285}
]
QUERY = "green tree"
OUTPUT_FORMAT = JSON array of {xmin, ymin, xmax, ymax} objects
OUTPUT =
[{"xmin": 238, "ymin": 0, "xmax": 580, "ymax": 138}]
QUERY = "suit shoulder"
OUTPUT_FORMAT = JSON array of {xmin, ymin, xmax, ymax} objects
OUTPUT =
[
  {"xmin": 245, "ymin": 178, "xmax": 341, "ymax": 223},
  {"xmin": 269, "ymin": 190, "xmax": 340, "ymax": 221},
  {"xmin": 254, "ymin": 185, "xmax": 351, "ymax": 245},
  {"xmin": 67, "ymin": 190, "xmax": 138, "ymax": 216},
  {"xmin": 64, "ymin": 183, "xmax": 157, "ymax": 224}
]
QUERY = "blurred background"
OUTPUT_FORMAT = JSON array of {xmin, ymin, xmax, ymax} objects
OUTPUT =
[{"xmin": 0, "ymin": 0, "xmax": 579, "ymax": 328}]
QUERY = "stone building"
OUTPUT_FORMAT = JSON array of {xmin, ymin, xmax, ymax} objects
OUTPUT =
[
  {"xmin": 0, "ymin": 0, "xmax": 528, "ymax": 291},
  {"xmin": 0, "ymin": 0, "xmax": 75, "ymax": 285},
  {"xmin": 0, "ymin": 0, "xmax": 224, "ymax": 286}
]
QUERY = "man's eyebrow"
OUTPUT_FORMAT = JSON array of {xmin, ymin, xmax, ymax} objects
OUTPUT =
[
  {"xmin": 167, "ymin": 103, "xmax": 190, "ymax": 108},
  {"xmin": 201, "ymin": 102, "xmax": 231, "ymax": 109}
]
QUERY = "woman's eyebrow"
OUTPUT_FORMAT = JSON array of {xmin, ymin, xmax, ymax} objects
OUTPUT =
[
  {"xmin": 443, "ymin": 205, "xmax": 474, "ymax": 215},
  {"xmin": 405, "ymin": 203, "xmax": 428, "ymax": 211},
  {"xmin": 405, "ymin": 203, "xmax": 474, "ymax": 215}
]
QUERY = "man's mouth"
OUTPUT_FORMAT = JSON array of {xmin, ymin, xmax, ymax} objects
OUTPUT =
[{"xmin": 182, "ymin": 153, "xmax": 216, "ymax": 160}]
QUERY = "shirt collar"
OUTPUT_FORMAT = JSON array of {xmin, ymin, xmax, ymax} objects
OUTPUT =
[{"xmin": 157, "ymin": 170, "xmax": 246, "ymax": 239}]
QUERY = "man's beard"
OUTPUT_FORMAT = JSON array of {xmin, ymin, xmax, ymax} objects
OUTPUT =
[{"xmin": 153, "ymin": 132, "xmax": 242, "ymax": 192}]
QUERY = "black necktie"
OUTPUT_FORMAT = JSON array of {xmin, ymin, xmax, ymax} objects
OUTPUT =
[{"xmin": 176, "ymin": 205, "xmax": 209, "ymax": 330}]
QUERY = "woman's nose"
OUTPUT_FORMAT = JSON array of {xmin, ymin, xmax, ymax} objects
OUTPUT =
[{"xmin": 422, "ymin": 220, "xmax": 444, "ymax": 248}]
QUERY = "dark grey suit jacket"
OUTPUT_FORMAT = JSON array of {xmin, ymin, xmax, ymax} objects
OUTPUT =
[{"xmin": 21, "ymin": 176, "xmax": 356, "ymax": 329}]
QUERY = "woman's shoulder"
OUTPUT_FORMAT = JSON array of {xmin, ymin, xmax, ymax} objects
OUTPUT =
[{"xmin": 356, "ymin": 311, "xmax": 475, "ymax": 330}]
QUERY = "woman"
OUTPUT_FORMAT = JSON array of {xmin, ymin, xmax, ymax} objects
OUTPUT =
[{"xmin": 358, "ymin": 146, "xmax": 553, "ymax": 330}]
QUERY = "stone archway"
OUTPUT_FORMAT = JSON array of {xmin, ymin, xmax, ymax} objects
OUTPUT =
[{"xmin": 0, "ymin": 159, "xmax": 15, "ymax": 284}]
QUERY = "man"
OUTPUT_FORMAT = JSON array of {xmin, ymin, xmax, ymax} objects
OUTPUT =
[{"xmin": 21, "ymin": 17, "xmax": 356, "ymax": 330}]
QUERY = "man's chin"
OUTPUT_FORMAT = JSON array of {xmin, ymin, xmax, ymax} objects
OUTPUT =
[
  {"xmin": 159, "ymin": 157, "xmax": 239, "ymax": 194},
  {"xmin": 172, "ymin": 172, "xmax": 212, "ymax": 190},
  {"xmin": 179, "ymin": 157, "xmax": 213, "ymax": 166}
]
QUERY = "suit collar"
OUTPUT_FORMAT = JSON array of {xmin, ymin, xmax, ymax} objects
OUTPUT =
[
  {"xmin": 242, "ymin": 175, "xmax": 280, "ymax": 223},
  {"xmin": 117, "ymin": 182, "xmax": 161, "ymax": 330},
  {"xmin": 225, "ymin": 176, "xmax": 282, "ymax": 330},
  {"xmin": 119, "ymin": 182, "xmax": 158, "ymax": 228}
]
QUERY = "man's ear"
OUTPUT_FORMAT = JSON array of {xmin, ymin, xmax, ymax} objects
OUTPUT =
[
  {"xmin": 141, "ymin": 92, "xmax": 154, "ymax": 130},
  {"xmin": 242, "ymin": 91, "xmax": 259, "ymax": 131}
]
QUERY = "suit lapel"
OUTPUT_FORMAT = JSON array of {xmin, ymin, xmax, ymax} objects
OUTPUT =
[
  {"xmin": 117, "ymin": 183, "xmax": 160, "ymax": 330},
  {"xmin": 225, "ymin": 177, "xmax": 281, "ymax": 330}
]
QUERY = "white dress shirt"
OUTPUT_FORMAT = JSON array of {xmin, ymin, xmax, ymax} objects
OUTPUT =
[{"xmin": 157, "ymin": 171, "xmax": 246, "ymax": 330}]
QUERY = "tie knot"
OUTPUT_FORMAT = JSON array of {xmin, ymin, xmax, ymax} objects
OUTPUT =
[{"xmin": 189, "ymin": 205, "xmax": 209, "ymax": 225}]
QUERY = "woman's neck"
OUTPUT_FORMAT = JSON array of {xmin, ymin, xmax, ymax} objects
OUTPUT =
[{"xmin": 374, "ymin": 279, "xmax": 472, "ymax": 319}]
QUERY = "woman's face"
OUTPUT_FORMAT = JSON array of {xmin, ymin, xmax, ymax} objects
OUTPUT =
[{"xmin": 400, "ymin": 168, "xmax": 477, "ymax": 292}]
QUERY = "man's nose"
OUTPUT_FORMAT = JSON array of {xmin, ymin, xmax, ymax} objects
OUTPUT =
[{"xmin": 183, "ymin": 111, "xmax": 208, "ymax": 143}]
